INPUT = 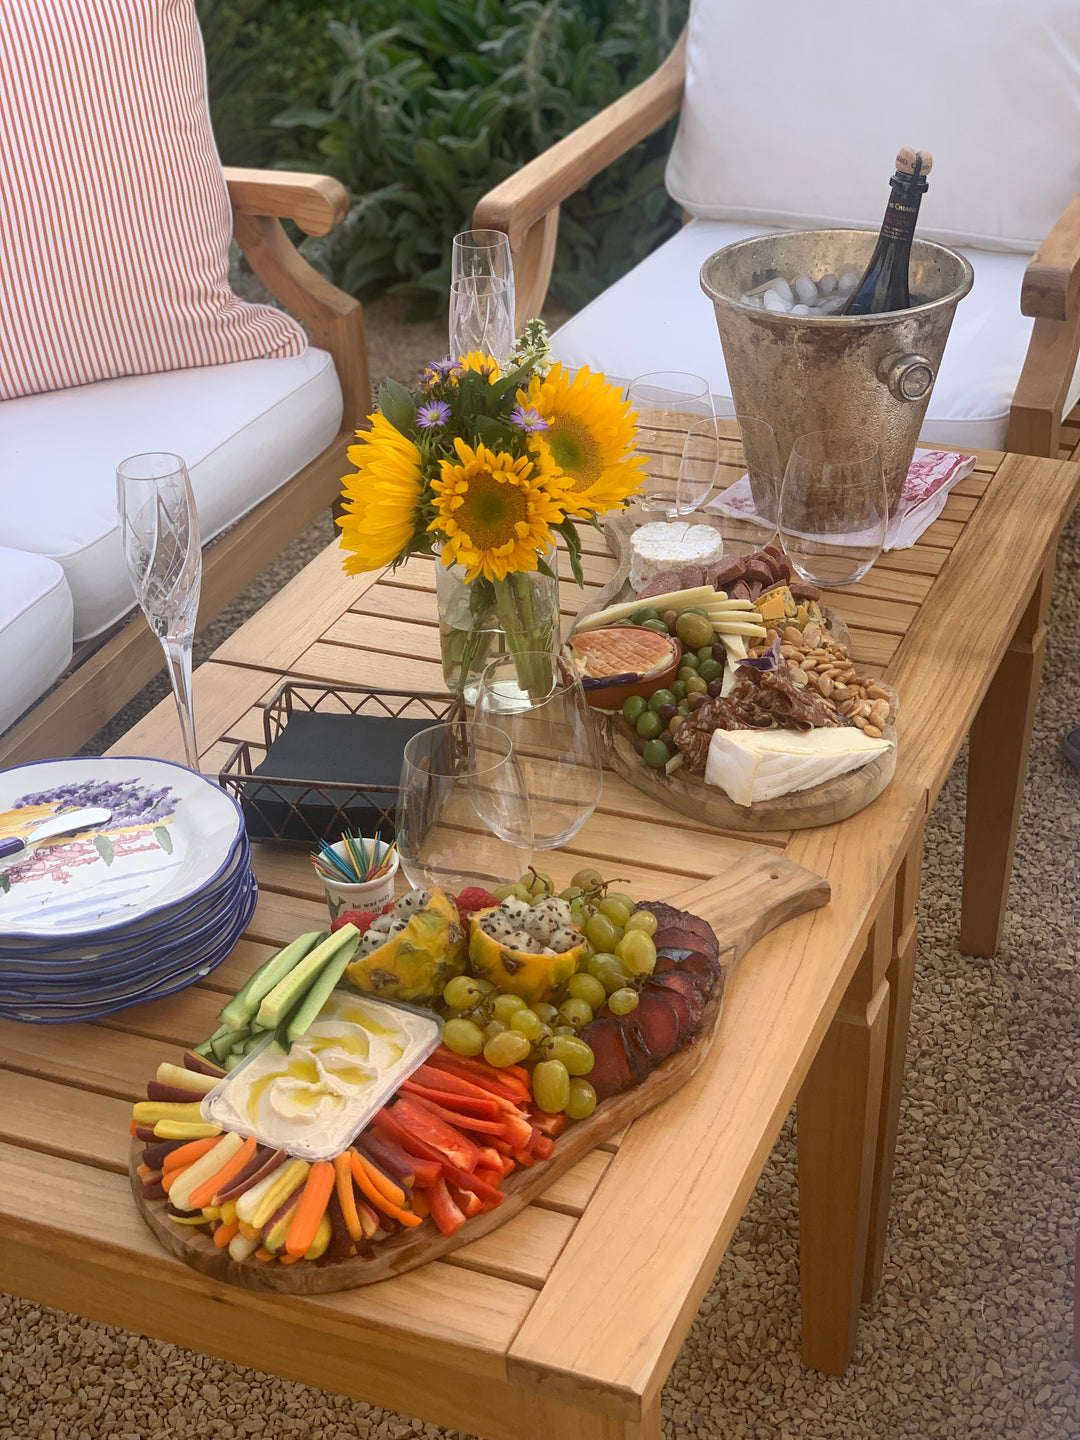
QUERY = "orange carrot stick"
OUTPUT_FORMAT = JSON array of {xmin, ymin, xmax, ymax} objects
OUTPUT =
[
  {"xmin": 352, "ymin": 1149, "xmax": 406, "ymax": 1208},
  {"xmin": 213, "ymin": 1220, "xmax": 241, "ymax": 1249},
  {"xmin": 162, "ymin": 1135, "xmax": 221, "ymax": 1173},
  {"xmin": 253, "ymin": 1247, "xmax": 276, "ymax": 1261},
  {"xmin": 284, "ymin": 1160, "xmax": 336, "ymax": 1257},
  {"xmin": 333, "ymin": 1152, "xmax": 364, "ymax": 1243},
  {"xmin": 187, "ymin": 1135, "xmax": 256, "ymax": 1210},
  {"xmin": 349, "ymin": 1150, "xmax": 422, "ymax": 1227}
]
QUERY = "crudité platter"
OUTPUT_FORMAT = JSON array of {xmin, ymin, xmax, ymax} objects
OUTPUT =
[
  {"xmin": 566, "ymin": 515, "xmax": 898, "ymax": 831},
  {"xmin": 130, "ymin": 855, "xmax": 828, "ymax": 1292}
]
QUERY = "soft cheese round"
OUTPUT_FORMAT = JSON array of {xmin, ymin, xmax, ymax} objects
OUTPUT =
[{"xmin": 629, "ymin": 522, "xmax": 724, "ymax": 593}]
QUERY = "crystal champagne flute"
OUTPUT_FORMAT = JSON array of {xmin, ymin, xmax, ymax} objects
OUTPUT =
[{"xmin": 116, "ymin": 453, "xmax": 202, "ymax": 768}]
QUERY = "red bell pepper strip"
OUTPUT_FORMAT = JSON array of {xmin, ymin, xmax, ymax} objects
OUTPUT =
[
  {"xmin": 399, "ymin": 1078, "xmax": 503, "ymax": 1119},
  {"xmin": 402, "ymin": 1093, "xmax": 512, "ymax": 1137},
  {"xmin": 449, "ymin": 1184, "xmax": 484, "ymax": 1218},
  {"xmin": 371, "ymin": 1111, "xmax": 449, "ymax": 1186},
  {"xmin": 427, "ymin": 1049, "xmax": 532, "ymax": 1105},
  {"xmin": 439, "ymin": 1161, "xmax": 505, "ymax": 1207},
  {"xmin": 426, "ymin": 1176, "xmax": 466, "ymax": 1237},
  {"xmin": 531, "ymin": 1134, "xmax": 555, "ymax": 1161},
  {"xmin": 410, "ymin": 1065, "xmax": 520, "ymax": 1115},
  {"xmin": 388, "ymin": 1096, "xmax": 484, "ymax": 1173},
  {"xmin": 528, "ymin": 1107, "xmax": 567, "ymax": 1138}
]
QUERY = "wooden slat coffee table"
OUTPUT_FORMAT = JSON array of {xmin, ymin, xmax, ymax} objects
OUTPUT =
[{"xmin": 1, "ymin": 442, "xmax": 1076, "ymax": 1440}]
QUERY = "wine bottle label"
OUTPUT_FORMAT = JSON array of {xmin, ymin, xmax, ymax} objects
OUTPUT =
[{"xmin": 879, "ymin": 197, "xmax": 919, "ymax": 243}]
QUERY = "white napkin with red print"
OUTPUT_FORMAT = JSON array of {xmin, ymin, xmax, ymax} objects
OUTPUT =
[{"xmin": 707, "ymin": 448, "xmax": 978, "ymax": 550}]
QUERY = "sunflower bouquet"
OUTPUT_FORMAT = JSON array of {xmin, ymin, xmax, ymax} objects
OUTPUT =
[{"xmin": 337, "ymin": 322, "xmax": 644, "ymax": 696}]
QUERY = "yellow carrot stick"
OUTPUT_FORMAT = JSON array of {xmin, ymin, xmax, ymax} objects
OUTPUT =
[{"xmin": 187, "ymin": 1135, "xmax": 256, "ymax": 1210}]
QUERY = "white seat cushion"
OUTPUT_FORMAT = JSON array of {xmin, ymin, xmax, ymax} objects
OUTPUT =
[
  {"xmin": 666, "ymin": 0, "xmax": 1080, "ymax": 254},
  {"xmin": 549, "ymin": 218, "xmax": 1080, "ymax": 454},
  {"xmin": 0, "ymin": 547, "xmax": 74, "ymax": 734},
  {"xmin": 0, "ymin": 347, "xmax": 343, "ymax": 642}
]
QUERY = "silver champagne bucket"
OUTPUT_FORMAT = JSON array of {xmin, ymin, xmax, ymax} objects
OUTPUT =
[{"xmin": 699, "ymin": 231, "xmax": 974, "ymax": 516}]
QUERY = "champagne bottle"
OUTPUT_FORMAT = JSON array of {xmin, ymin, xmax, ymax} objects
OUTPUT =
[{"xmin": 841, "ymin": 148, "xmax": 932, "ymax": 315}]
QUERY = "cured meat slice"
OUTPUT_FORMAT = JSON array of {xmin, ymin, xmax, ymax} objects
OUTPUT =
[
  {"xmin": 655, "ymin": 950, "xmax": 722, "ymax": 998},
  {"xmin": 709, "ymin": 555, "xmax": 746, "ymax": 589},
  {"xmin": 647, "ymin": 972, "xmax": 705, "ymax": 1032},
  {"xmin": 635, "ymin": 900, "xmax": 714, "ymax": 942},
  {"xmin": 653, "ymin": 925, "xmax": 718, "ymax": 959},
  {"xmin": 629, "ymin": 990, "xmax": 684, "ymax": 1062},
  {"xmin": 637, "ymin": 565, "xmax": 706, "ymax": 599},
  {"xmin": 640, "ymin": 978, "xmax": 698, "ymax": 1044},
  {"xmin": 579, "ymin": 1017, "xmax": 641, "ymax": 1099}
]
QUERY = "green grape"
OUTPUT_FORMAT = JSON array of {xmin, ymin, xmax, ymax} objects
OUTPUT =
[
  {"xmin": 599, "ymin": 896, "xmax": 633, "ymax": 926},
  {"xmin": 547, "ymin": 1035, "xmax": 595, "ymax": 1075},
  {"xmin": 558, "ymin": 997, "xmax": 594, "ymax": 1030},
  {"xmin": 492, "ymin": 883, "xmax": 517, "ymax": 901},
  {"xmin": 615, "ymin": 929, "xmax": 657, "ymax": 976},
  {"xmin": 607, "ymin": 892, "xmax": 633, "ymax": 911},
  {"xmin": 532, "ymin": 1001, "xmax": 560, "ymax": 1025},
  {"xmin": 509, "ymin": 1008, "xmax": 545, "ymax": 1042},
  {"xmin": 560, "ymin": 886, "xmax": 584, "ymax": 902},
  {"xmin": 530, "ymin": 871, "xmax": 554, "ymax": 898},
  {"xmin": 679, "ymin": 652, "xmax": 700, "ymax": 670},
  {"xmin": 621, "ymin": 694, "xmax": 647, "ymax": 723},
  {"xmin": 553, "ymin": 1024, "xmax": 576, "ymax": 1037},
  {"xmin": 483, "ymin": 1019, "xmax": 507, "ymax": 1040},
  {"xmin": 492, "ymin": 993, "xmax": 528, "ymax": 1023},
  {"xmin": 686, "ymin": 675, "xmax": 709, "ymax": 696},
  {"xmin": 607, "ymin": 987, "xmax": 640, "ymax": 1015},
  {"xmin": 570, "ymin": 867, "xmax": 605, "ymax": 893},
  {"xmin": 584, "ymin": 912, "xmax": 619, "ymax": 951},
  {"xmin": 624, "ymin": 909, "xmax": 657, "ymax": 935},
  {"xmin": 630, "ymin": 605, "xmax": 660, "ymax": 625},
  {"xmin": 587, "ymin": 952, "xmax": 632, "ymax": 994},
  {"xmin": 567, "ymin": 972, "xmax": 607, "ymax": 1009},
  {"xmin": 565, "ymin": 1078, "xmax": 598, "ymax": 1120},
  {"xmin": 669, "ymin": 680, "xmax": 687, "ymax": 701},
  {"xmin": 697, "ymin": 644, "xmax": 715, "ymax": 663},
  {"xmin": 441, "ymin": 1018, "xmax": 485, "ymax": 1057},
  {"xmin": 647, "ymin": 688, "xmax": 676, "ymax": 712},
  {"xmin": 443, "ymin": 975, "xmax": 484, "ymax": 1010},
  {"xmin": 635, "ymin": 710, "xmax": 663, "ymax": 740},
  {"xmin": 473, "ymin": 978, "xmax": 498, "ymax": 996},
  {"xmin": 697, "ymin": 658, "xmax": 723, "ymax": 683},
  {"xmin": 532, "ymin": 1059, "xmax": 571, "ymax": 1114},
  {"xmin": 483, "ymin": 1030, "xmax": 533, "ymax": 1067}
]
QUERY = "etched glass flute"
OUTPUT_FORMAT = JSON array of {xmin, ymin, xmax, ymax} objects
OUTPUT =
[
  {"xmin": 449, "ymin": 276, "xmax": 515, "ymax": 367},
  {"xmin": 116, "ymin": 453, "xmax": 202, "ymax": 769}
]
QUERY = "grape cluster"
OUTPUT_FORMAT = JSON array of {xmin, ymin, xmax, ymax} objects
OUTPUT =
[{"xmin": 440, "ymin": 867, "xmax": 658, "ymax": 1121}]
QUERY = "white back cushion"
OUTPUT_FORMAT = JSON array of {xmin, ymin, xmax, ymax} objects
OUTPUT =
[
  {"xmin": 666, "ymin": 0, "xmax": 1080, "ymax": 252},
  {"xmin": 0, "ymin": 549, "xmax": 73, "ymax": 734}
]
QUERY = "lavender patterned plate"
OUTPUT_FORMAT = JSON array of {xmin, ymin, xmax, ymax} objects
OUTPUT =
[{"xmin": 0, "ymin": 757, "xmax": 245, "ymax": 938}]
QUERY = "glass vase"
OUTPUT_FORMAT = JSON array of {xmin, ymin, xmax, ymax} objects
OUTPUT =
[{"xmin": 435, "ymin": 544, "xmax": 561, "ymax": 705}]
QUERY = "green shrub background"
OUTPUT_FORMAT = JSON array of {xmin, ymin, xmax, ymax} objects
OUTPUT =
[{"xmin": 198, "ymin": 0, "xmax": 687, "ymax": 317}]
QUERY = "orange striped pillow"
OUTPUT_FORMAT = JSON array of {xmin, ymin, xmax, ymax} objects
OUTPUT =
[{"xmin": 0, "ymin": 0, "xmax": 307, "ymax": 401}]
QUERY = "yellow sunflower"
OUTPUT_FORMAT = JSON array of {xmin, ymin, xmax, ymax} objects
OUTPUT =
[
  {"xmin": 429, "ymin": 438, "xmax": 565, "ymax": 583},
  {"xmin": 452, "ymin": 351, "xmax": 501, "ymax": 384},
  {"xmin": 336, "ymin": 413, "xmax": 424, "ymax": 574},
  {"xmin": 523, "ymin": 363, "xmax": 645, "ymax": 516}
]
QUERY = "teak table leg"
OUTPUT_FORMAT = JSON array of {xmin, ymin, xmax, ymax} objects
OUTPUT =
[
  {"xmin": 863, "ymin": 824, "xmax": 923, "ymax": 1301},
  {"xmin": 797, "ymin": 889, "xmax": 893, "ymax": 1374},
  {"xmin": 960, "ymin": 554, "xmax": 1055, "ymax": 957},
  {"xmin": 520, "ymin": 1393, "xmax": 661, "ymax": 1440}
]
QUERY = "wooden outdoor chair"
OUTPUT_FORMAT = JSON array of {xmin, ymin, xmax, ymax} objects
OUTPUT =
[
  {"xmin": 0, "ymin": 168, "xmax": 368, "ymax": 770},
  {"xmin": 474, "ymin": 8, "xmax": 1080, "ymax": 464}
]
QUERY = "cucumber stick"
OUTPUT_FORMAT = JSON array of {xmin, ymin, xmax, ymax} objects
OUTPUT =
[
  {"xmin": 278, "ymin": 937, "xmax": 361, "ymax": 1048},
  {"xmin": 218, "ymin": 931, "xmax": 326, "ymax": 1031},
  {"xmin": 256, "ymin": 925, "xmax": 361, "ymax": 1030}
]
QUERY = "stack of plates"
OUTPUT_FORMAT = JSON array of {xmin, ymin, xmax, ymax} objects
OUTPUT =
[{"xmin": 0, "ymin": 757, "xmax": 258, "ymax": 1023}]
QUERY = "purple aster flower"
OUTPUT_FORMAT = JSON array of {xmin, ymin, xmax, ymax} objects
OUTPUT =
[
  {"xmin": 416, "ymin": 400, "xmax": 452, "ymax": 429},
  {"xmin": 421, "ymin": 356, "xmax": 454, "ymax": 386},
  {"xmin": 509, "ymin": 404, "xmax": 549, "ymax": 434}
]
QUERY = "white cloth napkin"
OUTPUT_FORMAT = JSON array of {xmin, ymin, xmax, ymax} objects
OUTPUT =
[{"xmin": 706, "ymin": 448, "xmax": 978, "ymax": 550}]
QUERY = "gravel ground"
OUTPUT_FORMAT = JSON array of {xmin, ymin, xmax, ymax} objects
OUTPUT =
[{"xmin": 7, "ymin": 301, "xmax": 1079, "ymax": 1437}]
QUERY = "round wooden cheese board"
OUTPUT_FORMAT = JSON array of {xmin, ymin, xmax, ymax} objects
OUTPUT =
[{"xmin": 131, "ymin": 849, "xmax": 830, "ymax": 1293}]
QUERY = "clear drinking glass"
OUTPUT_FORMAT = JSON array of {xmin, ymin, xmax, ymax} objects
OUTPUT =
[
  {"xmin": 475, "ymin": 652, "xmax": 603, "ymax": 850},
  {"xmin": 396, "ymin": 722, "xmax": 534, "ymax": 892},
  {"xmin": 778, "ymin": 430, "xmax": 889, "ymax": 588},
  {"xmin": 449, "ymin": 277, "xmax": 515, "ymax": 368},
  {"xmin": 695, "ymin": 416, "xmax": 782, "ymax": 553},
  {"xmin": 116, "ymin": 453, "xmax": 202, "ymax": 768},
  {"xmin": 452, "ymin": 229, "xmax": 515, "ymax": 295},
  {"xmin": 626, "ymin": 372, "xmax": 715, "ymax": 516}
]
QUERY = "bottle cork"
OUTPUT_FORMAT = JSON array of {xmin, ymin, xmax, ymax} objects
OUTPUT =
[{"xmin": 895, "ymin": 147, "xmax": 932, "ymax": 177}]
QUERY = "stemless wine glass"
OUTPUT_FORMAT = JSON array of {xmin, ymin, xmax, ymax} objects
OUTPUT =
[
  {"xmin": 396, "ymin": 721, "xmax": 533, "ymax": 892},
  {"xmin": 778, "ymin": 430, "xmax": 889, "ymax": 588},
  {"xmin": 116, "ymin": 453, "xmax": 202, "ymax": 768},
  {"xmin": 475, "ymin": 652, "xmax": 603, "ymax": 850},
  {"xmin": 626, "ymin": 372, "xmax": 715, "ymax": 516}
]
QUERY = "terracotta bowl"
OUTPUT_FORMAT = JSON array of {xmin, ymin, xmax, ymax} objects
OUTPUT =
[{"xmin": 572, "ymin": 626, "xmax": 683, "ymax": 711}]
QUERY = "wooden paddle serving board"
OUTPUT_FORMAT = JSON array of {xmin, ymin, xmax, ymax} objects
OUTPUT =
[
  {"xmin": 130, "ymin": 849, "xmax": 829, "ymax": 1293},
  {"xmin": 575, "ymin": 513, "xmax": 898, "ymax": 832}
]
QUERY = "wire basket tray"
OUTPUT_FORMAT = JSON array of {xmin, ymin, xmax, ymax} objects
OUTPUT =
[{"xmin": 218, "ymin": 682, "xmax": 466, "ymax": 846}]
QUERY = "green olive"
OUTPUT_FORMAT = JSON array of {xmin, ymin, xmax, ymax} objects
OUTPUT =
[{"xmin": 675, "ymin": 612, "xmax": 715, "ymax": 649}]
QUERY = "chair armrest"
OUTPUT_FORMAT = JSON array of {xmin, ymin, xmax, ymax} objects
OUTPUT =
[
  {"xmin": 473, "ymin": 30, "xmax": 685, "ymax": 245},
  {"xmin": 224, "ymin": 167, "xmax": 349, "ymax": 237},
  {"xmin": 1020, "ymin": 193, "xmax": 1080, "ymax": 322}
]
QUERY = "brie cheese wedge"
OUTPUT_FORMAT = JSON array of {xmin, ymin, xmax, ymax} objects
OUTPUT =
[{"xmin": 704, "ymin": 727, "xmax": 891, "ymax": 807}]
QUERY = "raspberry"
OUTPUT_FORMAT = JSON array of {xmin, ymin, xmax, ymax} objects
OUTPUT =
[
  {"xmin": 454, "ymin": 886, "xmax": 499, "ymax": 923},
  {"xmin": 330, "ymin": 908, "xmax": 376, "ymax": 935},
  {"xmin": 381, "ymin": 899, "xmax": 397, "ymax": 915}
]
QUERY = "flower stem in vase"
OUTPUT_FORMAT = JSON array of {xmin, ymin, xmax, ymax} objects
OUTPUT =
[
  {"xmin": 493, "ymin": 571, "xmax": 555, "ymax": 700},
  {"xmin": 451, "ymin": 576, "xmax": 497, "ymax": 697}
]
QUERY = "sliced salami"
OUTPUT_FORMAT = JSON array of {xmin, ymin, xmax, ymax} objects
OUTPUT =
[
  {"xmin": 647, "ymin": 972, "xmax": 705, "ymax": 1029},
  {"xmin": 637, "ymin": 565, "xmax": 706, "ymax": 600},
  {"xmin": 579, "ymin": 1017, "xmax": 640, "ymax": 1099},
  {"xmin": 627, "ymin": 990, "xmax": 683, "ymax": 1062}
]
